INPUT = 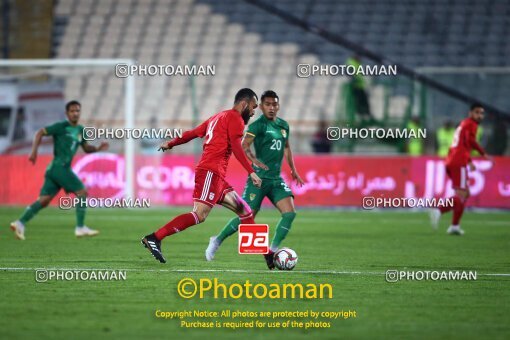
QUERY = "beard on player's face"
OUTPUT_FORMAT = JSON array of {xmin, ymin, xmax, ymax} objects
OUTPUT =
[
  {"xmin": 471, "ymin": 112, "xmax": 483, "ymax": 123},
  {"xmin": 240, "ymin": 100, "xmax": 255, "ymax": 124},
  {"xmin": 241, "ymin": 107, "xmax": 251, "ymax": 124}
]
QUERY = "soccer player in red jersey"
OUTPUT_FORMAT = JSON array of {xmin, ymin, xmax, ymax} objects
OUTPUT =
[
  {"xmin": 141, "ymin": 88, "xmax": 262, "ymax": 263},
  {"xmin": 429, "ymin": 103, "xmax": 492, "ymax": 235}
]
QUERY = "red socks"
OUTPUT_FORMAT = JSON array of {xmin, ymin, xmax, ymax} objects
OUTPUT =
[
  {"xmin": 452, "ymin": 196, "xmax": 465, "ymax": 225},
  {"xmin": 239, "ymin": 211, "xmax": 255, "ymax": 224},
  {"xmin": 154, "ymin": 210, "xmax": 254, "ymax": 241},
  {"xmin": 439, "ymin": 195, "xmax": 465, "ymax": 225},
  {"xmin": 154, "ymin": 212, "xmax": 200, "ymax": 240}
]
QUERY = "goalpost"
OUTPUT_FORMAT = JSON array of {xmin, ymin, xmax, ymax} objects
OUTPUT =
[{"xmin": 0, "ymin": 59, "xmax": 137, "ymax": 199}]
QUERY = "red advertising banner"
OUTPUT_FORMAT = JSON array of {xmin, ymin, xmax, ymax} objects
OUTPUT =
[{"xmin": 0, "ymin": 154, "xmax": 509, "ymax": 208}]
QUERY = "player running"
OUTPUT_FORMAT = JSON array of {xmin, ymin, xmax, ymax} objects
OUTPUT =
[
  {"xmin": 429, "ymin": 103, "xmax": 492, "ymax": 235},
  {"xmin": 9, "ymin": 100, "xmax": 108, "ymax": 240},
  {"xmin": 205, "ymin": 90, "xmax": 304, "ymax": 269},
  {"xmin": 141, "ymin": 88, "xmax": 262, "ymax": 263}
]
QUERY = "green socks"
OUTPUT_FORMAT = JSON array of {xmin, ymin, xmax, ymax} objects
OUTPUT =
[
  {"xmin": 19, "ymin": 201, "xmax": 43, "ymax": 224},
  {"xmin": 216, "ymin": 211, "xmax": 297, "ymax": 252},
  {"xmin": 18, "ymin": 196, "xmax": 88, "ymax": 227},
  {"xmin": 270, "ymin": 212, "xmax": 296, "ymax": 252},
  {"xmin": 216, "ymin": 216, "xmax": 241, "ymax": 243},
  {"xmin": 76, "ymin": 196, "xmax": 87, "ymax": 227}
]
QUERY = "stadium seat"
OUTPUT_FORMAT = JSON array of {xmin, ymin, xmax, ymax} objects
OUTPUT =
[{"xmin": 51, "ymin": 0, "xmax": 509, "ymax": 132}]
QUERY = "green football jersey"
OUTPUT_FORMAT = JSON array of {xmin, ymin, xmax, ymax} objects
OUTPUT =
[
  {"xmin": 44, "ymin": 120, "xmax": 85, "ymax": 168},
  {"xmin": 246, "ymin": 114, "xmax": 289, "ymax": 179}
]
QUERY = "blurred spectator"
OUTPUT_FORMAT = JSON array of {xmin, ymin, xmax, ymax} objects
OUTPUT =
[
  {"xmin": 346, "ymin": 54, "xmax": 371, "ymax": 121},
  {"xmin": 311, "ymin": 120, "xmax": 332, "ymax": 153},
  {"xmin": 436, "ymin": 120, "xmax": 455, "ymax": 157},
  {"xmin": 406, "ymin": 116, "xmax": 423, "ymax": 156}
]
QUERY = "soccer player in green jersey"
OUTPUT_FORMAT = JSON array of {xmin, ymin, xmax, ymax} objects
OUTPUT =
[
  {"xmin": 10, "ymin": 100, "xmax": 108, "ymax": 240},
  {"xmin": 205, "ymin": 90, "xmax": 304, "ymax": 269}
]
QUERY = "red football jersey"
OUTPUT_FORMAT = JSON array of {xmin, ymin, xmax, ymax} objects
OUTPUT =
[
  {"xmin": 446, "ymin": 117, "xmax": 485, "ymax": 167},
  {"xmin": 168, "ymin": 109, "xmax": 254, "ymax": 178}
]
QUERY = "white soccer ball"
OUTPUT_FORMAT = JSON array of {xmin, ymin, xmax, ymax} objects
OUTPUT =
[{"xmin": 274, "ymin": 248, "xmax": 298, "ymax": 270}]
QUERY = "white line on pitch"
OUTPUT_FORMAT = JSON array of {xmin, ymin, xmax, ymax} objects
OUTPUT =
[{"xmin": 0, "ymin": 267, "xmax": 509, "ymax": 276}]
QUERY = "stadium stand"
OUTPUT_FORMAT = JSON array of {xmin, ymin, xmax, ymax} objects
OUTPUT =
[
  {"xmin": 8, "ymin": 0, "xmax": 507, "ymax": 153},
  {"xmin": 52, "ymin": 0, "xmax": 343, "ymax": 139}
]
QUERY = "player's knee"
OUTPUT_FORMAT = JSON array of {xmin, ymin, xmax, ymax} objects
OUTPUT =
[
  {"xmin": 39, "ymin": 198, "xmax": 51, "ymax": 208},
  {"xmin": 76, "ymin": 189, "xmax": 88, "ymax": 197},
  {"xmin": 457, "ymin": 190, "xmax": 468, "ymax": 201},
  {"xmin": 282, "ymin": 211, "xmax": 297, "ymax": 222},
  {"xmin": 194, "ymin": 210, "xmax": 208, "ymax": 223}
]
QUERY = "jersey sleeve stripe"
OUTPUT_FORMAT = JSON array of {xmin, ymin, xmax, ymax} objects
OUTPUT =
[{"xmin": 245, "ymin": 132, "xmax": 256, "ymax": 137}]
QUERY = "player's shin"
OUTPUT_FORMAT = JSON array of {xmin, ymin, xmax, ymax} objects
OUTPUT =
[
  {"xmin": 270, "ymin": 212, "xmax": 296, "ymax": 252},
  {"xmin": 216, "ymin": 216, "xmax": 241, "ymax": 243},
  {"xmin": 19, "ymin": 201, "xmax": 43, "ymax": 224},
  {"xmin": 76, "ymin": 195, "xmax": 87, "ymax": 227},
  {"xmin": 154, "ymin": 211, "xmax": 201, "ymax": 240},
  {"xmin": 452, "ymin": 196, "xmax": 465, "ymax": 225}
]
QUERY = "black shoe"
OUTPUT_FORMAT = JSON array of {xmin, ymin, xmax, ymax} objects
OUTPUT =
[
  {"xmin": 264, "ymin": 251, "xmax": 275, "ymax": 270},
  {"xmin": 141, "ymin": 233, "xmax": 166, "ymax": 263}
]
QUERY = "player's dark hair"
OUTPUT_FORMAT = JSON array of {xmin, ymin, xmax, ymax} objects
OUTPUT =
[
  {"xmin": 470, "ymin": 102, "xmax": 483, "ymax": 111},
  {"xmin": 234, "ymin": 88, "xmax": 258, "ymax": 104},
  {"xmin": 66, "ymin": 100, "xmax": 81, "ymax": 111},
  {"xmin": 261, "ymin": 90, "xmax": 279, "ymax": 102}
]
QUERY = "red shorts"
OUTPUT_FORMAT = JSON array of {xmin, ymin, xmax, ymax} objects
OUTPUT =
[
  {"xmin": 446, "ymin": 164, "xmax": 468, "ymax": 190},
  {"xmin": 193, "ymin": 168, "xmax": 233, "ymax": 207}
]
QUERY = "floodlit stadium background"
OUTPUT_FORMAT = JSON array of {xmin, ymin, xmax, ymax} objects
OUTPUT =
[
  {"xmin": 1, "ymin": 0, "xmax": 509, "ymax": 208},
  {"xmin": 1, "ymin": 1, "xmax": 510, "ymax": 339}
]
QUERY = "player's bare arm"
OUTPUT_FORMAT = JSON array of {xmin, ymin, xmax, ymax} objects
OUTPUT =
[
  {"xmin": 28, "ymin": 128, "xmax": 46, "ymax": 164},
  {"xmin": 81, "ymin": 141, "xmax": 109, "ymax": 153},
  {"xmin": 242, "ymin": 134, "xmax": 269, "ymax": 170},
  {"xmin": 232, "ymin": 134, "xmax": 262, "ymax": 188},
  {"xmin": 284, "ymin": 139, "xmax": 304, "ymax": 186}
]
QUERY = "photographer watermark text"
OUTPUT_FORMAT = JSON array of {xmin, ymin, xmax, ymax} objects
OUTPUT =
[
  {"xmin": 115, "ymin": 64, "xmax": 215, "ymax": 78},
  {"xmin": 83, "ymin": 127, "xmax": 182, "ymax": 141},
  {"xmin": 386, "ymin": 270, "xmax": 477, "ymax": 282},
  {"xmin": 35, "ymin": 269, "xmax": 127, "ymax": 282},
  {"xmin": 327, "ymin": 127, "xmax": 426, "ymax": 140}
]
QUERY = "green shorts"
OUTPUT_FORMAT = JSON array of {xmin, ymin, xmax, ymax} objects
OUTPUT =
[
  {"xmin": 242, "ymin": 176, "xmax": 294, "ymax": 211},
  {"xmin": 40, "ymin": 165, "xmax": 85, "ymax": 196}
]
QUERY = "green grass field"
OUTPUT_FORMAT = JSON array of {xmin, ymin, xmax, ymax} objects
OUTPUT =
[{"xmin": 0, "ymin": 206, "xmax": 509, "ymax": 339}]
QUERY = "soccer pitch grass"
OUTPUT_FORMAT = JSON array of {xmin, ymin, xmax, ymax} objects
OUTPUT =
[{"xmin": 0, "ymin": 206, "xmax": 509, "ymax": 339}]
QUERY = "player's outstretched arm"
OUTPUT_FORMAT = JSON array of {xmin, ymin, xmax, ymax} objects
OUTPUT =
[
  {"xmin": 28, "ymin": 128, "xmax": 45, "ymax": 164},
  {"xmin": 82, "ymin": 142, "xmax": 109, "ymax": 153},
  {"xmin": 241, "ymin": 135, "xmax": 268, "ymax": 170},
  {"xmin": 284, "ymin": 139, "xmax": 304, "ymax": 186},
  {"xmin": 158, "ymin": 121, "xmax": 208, "ymax": 152}
]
